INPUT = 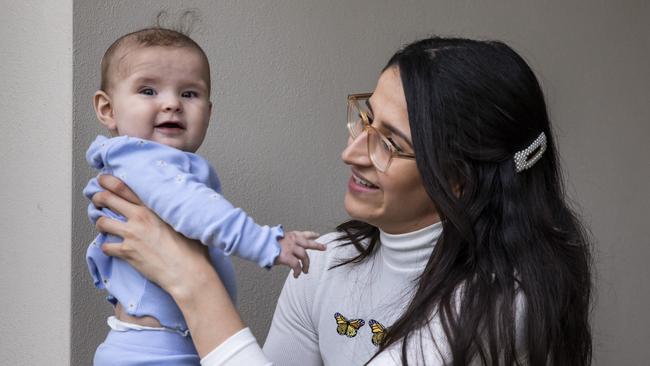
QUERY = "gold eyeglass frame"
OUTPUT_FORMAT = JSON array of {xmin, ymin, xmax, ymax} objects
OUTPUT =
[{"xmin": 347, "ymin": 93, "xmax": 416, "ymax": 173}]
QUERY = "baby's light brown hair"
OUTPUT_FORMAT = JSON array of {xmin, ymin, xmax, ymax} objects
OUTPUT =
[{"xmin": 100, "ymin": 27, "xmax": 210, "ymax": 94}]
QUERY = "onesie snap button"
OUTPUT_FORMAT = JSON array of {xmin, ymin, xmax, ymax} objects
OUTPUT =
[{"xmin": 175, "ymin": 175, "xmax": 184, "ymax": 183}]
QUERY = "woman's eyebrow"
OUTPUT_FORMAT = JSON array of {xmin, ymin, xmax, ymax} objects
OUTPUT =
[{"xmin": 367, "ymin": 99, "xmax": 413, "ymax": 146}]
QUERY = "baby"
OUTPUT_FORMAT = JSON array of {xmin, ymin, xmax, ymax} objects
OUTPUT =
[{"xmin": 84, "ymin": 27, "xmax": 323, "ymax": 365}]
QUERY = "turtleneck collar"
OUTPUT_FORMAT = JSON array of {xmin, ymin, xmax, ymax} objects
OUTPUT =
[{"xmin": 378, "ymin": 221, "xmax": 443, "ymax": 273}]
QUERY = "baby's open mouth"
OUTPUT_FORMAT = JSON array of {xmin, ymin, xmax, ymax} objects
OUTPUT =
[{"xmin": 155, "ymin": 121, "xmax": 185, "ymax": 130}]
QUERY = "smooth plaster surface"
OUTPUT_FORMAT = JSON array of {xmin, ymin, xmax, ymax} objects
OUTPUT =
[
  {"xmin": 0, "ymin": 0, "xmax": 73, "ymax": 364},
  {"xmin": 67, "ymin": 1, "xmax": 650, "ymax": 365}
]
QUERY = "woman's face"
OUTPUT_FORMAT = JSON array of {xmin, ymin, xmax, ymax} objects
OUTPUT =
[{"xmin": 342, "ymin": 67, "xmax": 439, "ymax": 234}]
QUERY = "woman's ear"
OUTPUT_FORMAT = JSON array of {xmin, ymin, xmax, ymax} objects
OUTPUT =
[{"xmin": 93, "ymin": 90, "xmax": 117, "ymax": 134}]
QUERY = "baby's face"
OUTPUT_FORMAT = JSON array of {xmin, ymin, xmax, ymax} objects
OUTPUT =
[{"xmin": 103, "ymin": 46, "xmax": 211, "ymax": 152}]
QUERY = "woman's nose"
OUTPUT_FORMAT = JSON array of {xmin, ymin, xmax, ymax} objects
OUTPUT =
[{"xmin": 341, "ymin": 132, "xmax": 372, "ymax": 167}]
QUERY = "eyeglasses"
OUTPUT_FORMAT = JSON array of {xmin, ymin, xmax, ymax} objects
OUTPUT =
[{"xmin": 347, "ymin": 93, "xmax": 415, "ymax": 172}]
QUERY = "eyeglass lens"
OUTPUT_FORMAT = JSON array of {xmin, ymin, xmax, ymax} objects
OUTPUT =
[{"xmin": 349, "ymin": 98, "xmax": 392, "ymax": 172}]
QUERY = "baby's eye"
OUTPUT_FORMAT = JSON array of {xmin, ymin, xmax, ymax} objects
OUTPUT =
[
  {"xmin": 139, "ymin": 88, "xmax": 156, "ymax": 96},
  {"xmin": 181, "ymin": 91, "xmax": 198, "ymax": 98}
]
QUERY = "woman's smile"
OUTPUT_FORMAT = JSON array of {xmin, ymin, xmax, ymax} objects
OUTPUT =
[{"xmin": 349, "ymin": 170, "xmax": 380, "ymax": 192}]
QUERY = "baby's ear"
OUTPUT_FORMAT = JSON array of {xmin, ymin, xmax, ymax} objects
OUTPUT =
[{"xmin": 93, "ymin": 90, "xmax": 117, "ymax": 133}]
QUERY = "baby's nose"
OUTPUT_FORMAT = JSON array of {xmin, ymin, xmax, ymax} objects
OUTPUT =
[{"xmin": 163, "ymin": 96, "xmax": 182, "ymax": 112}]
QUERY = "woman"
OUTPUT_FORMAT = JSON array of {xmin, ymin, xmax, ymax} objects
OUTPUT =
[{"xmin": 92, "ymin": 37, "xmax": 593, "ymax": 365}]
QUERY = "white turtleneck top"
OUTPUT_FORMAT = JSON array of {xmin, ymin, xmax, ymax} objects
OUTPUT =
[{"xmin": 203, "ymin": 222, "xmax": 480, "ymax": 365}]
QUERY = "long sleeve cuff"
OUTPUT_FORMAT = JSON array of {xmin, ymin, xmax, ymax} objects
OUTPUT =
[{"xmin": 200, "ymin": 327, "xmax": 273, "ymax": 366}]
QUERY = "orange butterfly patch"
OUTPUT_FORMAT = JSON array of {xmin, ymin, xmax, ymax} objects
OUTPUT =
[
  {"xmin": 334, "ymin": 312, "xmax": 365, "ymax": 338},
  {"xmin": 368, "ymin": 319, "xmax": 387, "ymax": 346}
]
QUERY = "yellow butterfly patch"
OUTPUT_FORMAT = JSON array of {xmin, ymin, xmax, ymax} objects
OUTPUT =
[
  {"xmin": 368, "ymin": 319, "xmax": 387, "ymax": 346},
  {"xmin": 334, "ymin": 312, "xmax": 365, "ymax": 338}
]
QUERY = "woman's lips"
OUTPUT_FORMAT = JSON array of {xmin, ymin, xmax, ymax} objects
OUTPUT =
[{"xmin": 348, "ymin": 175, "xmax": 380, "ymax": 193}]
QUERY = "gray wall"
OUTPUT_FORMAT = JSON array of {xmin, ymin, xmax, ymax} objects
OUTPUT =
[
  {"xmin": 0, "ymin": 0, "xmax": 73, "ymax": 365},
  {"xmin": 0, "ymin": 0, "xmax": 644, "ymax": 365}
]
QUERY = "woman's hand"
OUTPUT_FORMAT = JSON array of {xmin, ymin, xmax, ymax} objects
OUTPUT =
[
  {"xmin": 91, "ymin": 175, "xmax": 246, "ymax": 357},
  {"xmin": 91, "ymin": 175, "xmax": 212, "ymax": 298}
]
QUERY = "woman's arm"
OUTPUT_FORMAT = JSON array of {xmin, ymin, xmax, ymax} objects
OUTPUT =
[{"xmin": 91, "ymin": 175, "xmax": 248, "ymax": 358}]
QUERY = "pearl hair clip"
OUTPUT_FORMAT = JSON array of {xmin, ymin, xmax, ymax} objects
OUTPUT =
[{"xmin": 513, "ymin": 132, "xmax": 547, "ymax": 173}]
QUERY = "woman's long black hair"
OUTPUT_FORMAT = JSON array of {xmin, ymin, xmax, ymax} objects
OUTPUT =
[{"xmin": 335, "ymin": 37, "xmax": 592, "ymax": 365}]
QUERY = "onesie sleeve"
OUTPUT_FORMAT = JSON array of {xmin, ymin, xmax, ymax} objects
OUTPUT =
[{"xmin": 85, "ymin": 135, "xmax": 283, "ymax": 268}]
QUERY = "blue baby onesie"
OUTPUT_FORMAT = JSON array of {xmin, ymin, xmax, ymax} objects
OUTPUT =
[{"xmin": 84, "ymin": 135, "xmax": 283, "ymax": 333}]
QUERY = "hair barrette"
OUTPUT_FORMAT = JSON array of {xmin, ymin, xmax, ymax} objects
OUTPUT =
[{"xmin": 513, "ymin": 132, "xmax": 547, "ymax": 173}]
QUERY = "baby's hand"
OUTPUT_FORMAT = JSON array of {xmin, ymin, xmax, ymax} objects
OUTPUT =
[{"xmin": 275, "ymin": 231, "xmax": 326, "ymax": 278}]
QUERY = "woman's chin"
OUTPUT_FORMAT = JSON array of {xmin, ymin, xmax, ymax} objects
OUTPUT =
[{"xmin": 344, "ymin": 192, "xmax": 381, "ymax": 225}]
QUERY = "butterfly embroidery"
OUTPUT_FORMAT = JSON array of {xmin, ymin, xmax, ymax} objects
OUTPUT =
[
  {"xmin": 334, "ymin": 312, "xmax": 365, "ymax": 338},
  {"xmin": 368, "ymin": 319, "xmax": 387, "ymax": 346}
]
